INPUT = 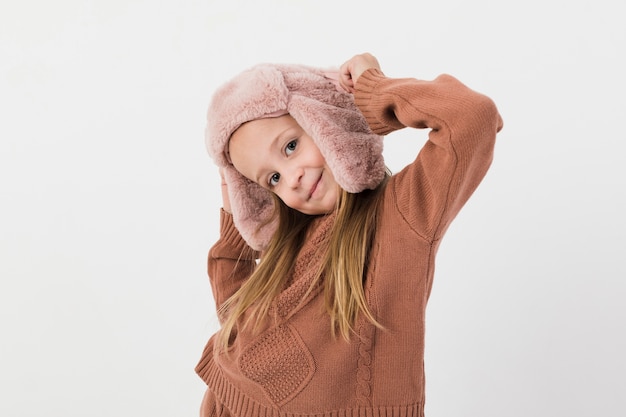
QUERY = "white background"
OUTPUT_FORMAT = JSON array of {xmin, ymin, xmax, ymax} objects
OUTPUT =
[{"xmin": 1, "ymin": 0, "xmax": 624, "ymax": 416}]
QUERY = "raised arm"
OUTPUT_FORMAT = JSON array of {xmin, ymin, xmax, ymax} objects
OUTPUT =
[
  {"xmin": 207, "ymin": 171, "xmax": 259, "ymax": 315},
  {"xmin": 345, "ymin": 54, "xmax": 503, "ymax": 240}
]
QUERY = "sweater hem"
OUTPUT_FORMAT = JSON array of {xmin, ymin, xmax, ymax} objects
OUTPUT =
[{"xmin": 198, "ymin": 357, "xmax": 424, "ymax": 417}]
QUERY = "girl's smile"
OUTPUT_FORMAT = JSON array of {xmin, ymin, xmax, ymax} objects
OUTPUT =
[{"xmin": 228, "ymin": 114, "xmax": 339, "ymax": 215}]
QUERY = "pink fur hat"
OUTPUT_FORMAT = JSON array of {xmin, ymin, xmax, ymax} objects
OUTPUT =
[{"xmin": 205, "ymin": 63, "xmax": 385, "ymax": 250}]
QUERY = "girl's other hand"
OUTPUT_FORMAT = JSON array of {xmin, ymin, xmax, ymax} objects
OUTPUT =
[
  {"xmin": 339, "ymin": 53, "xmax": 382, "ymax": 93},
  {"xmin": 219, "ymin": 168, "xmax": 232, "ymax": 214}
]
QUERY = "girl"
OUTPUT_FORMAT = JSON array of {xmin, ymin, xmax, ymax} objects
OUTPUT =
[{"xmin": 196, "ymin": 53, "xmax": 503, "ymax": 416}]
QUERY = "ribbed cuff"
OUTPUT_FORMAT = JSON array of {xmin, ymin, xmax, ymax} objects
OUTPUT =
[{"xmin": 354, "ymin": 68, "xmax": 397, "ymax": 136}]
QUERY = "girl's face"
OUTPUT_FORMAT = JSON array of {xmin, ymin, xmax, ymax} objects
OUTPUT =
[{"xmin": 229, "ymin": 115, "xmax": 339, "ymax": 215}]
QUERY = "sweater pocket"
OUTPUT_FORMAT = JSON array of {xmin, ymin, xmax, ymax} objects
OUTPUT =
[{"xmin": 238, "ymin": 324, "xmax": 315, "ymax": 407}]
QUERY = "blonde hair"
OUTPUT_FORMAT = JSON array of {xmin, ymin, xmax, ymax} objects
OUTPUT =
[{"xmin": 217, "ymin": 172, "xmax": 390, "ymax": 350}]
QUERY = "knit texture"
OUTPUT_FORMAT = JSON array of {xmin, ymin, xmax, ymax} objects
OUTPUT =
[{"xmin": 197, "ymin": 69, "xmax": 503, "ymax": 416}]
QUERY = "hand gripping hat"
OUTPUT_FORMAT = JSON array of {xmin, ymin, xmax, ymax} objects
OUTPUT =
[{"xmin": 205, "ymin": 63, "xmax": 385, "ymax": 250}]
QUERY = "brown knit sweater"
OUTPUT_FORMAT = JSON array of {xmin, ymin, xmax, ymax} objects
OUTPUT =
[{"xmin": 196, "ymin": 69, "xmax": 504, "ymax": 416}]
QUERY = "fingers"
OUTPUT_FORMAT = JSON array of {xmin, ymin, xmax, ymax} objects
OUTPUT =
[
  {"xmin": 338, "ymin": 65, "xmax": 354, "ymax": 93},
  {"xmin": 339, "ymin": 53, "xmax": 382, "ymax": 93}
]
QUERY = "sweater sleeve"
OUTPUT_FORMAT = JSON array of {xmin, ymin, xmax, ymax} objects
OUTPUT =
[
  {"xmin": 354, "ymin": 69, "xmax": 503, "ymax": 241},
  {"xmin": 207, "ymin": 209, "xmax": 260, "ymax": 314}
]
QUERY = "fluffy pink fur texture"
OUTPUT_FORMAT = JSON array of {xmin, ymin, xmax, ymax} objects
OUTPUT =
[{"xmin": 205, "ymin": 63, "xmax": 385, "ymax": 250}]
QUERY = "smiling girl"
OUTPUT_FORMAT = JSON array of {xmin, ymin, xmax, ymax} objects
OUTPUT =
[
  {"xmin": 196, "ymin": 53, "xmax": 503, "ymax": 416},
  {"xmin": 228, "ymin": 114, "xmax": 339, "ymax": 215}
]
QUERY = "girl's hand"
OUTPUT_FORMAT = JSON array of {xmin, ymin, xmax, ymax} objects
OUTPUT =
[
  {"xmin": 219, "ymin": 168, "xmax": 232, "ymax": 214},
  {"xmin": 339, "ymin": 53, "xmax": 382, "ymax": 93}
]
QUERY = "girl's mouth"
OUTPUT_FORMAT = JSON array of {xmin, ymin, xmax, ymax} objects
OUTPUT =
[{"xmin": 309, "ymin": 173, "xmax": 322, "ymax": 199}]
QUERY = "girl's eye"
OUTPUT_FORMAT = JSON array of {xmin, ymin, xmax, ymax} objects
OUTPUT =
[
  {"xmin": 269, "ymin": 173, "xmax": 280, "ymax": 187},
  {"xmin": 285, "ymin": 140, "xmax": 297, "ymax": 155},
  {"xmin": 268, "ymin": 140, "xmax": 296, "ymax": 187}
]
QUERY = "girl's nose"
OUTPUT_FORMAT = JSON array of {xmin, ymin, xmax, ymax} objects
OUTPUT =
[{"xmin": 285, "ymin": 166, "xmax": 303, "ymax": 189}]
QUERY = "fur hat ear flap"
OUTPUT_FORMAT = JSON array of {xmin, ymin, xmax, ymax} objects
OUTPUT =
[
  {"xmin": 221, "ymin": 165, "xmax": 277, "ymax": 251},
  {"xmin": 288, "ymin": 94, "xmax": 385, "ymax": 193},
  {"xmin": 205, "ymin": 63, "xmax": 385, "ymax": 250}
]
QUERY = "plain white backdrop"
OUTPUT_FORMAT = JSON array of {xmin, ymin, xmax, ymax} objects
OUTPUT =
[{"xmin": 1, "ymin": 0, "xmax": 624, "ymax": 416}]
